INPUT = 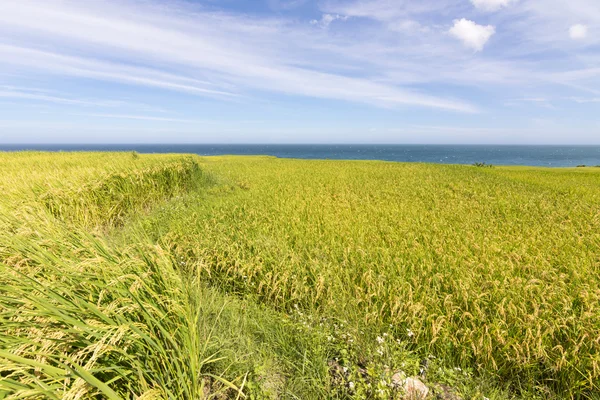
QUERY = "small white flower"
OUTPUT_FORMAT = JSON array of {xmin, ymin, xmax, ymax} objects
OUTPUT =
[
  {"xmin": 342, "ymin": 366, "xmax": 348, "ymax": 373},
  {"xmin": 376, "ymin": 336, "xmax": 385, "ymax": 344},
  {"xmin": 377, "ymin": 347, "xmax": 384, "ymax": 356},
  {"xmin": 348, "ymin": 381, "xmax": 355, "ymax": 390},
  {"xmin": 407, "ymin": 329, "xmax": 415, "ymax": 338}
]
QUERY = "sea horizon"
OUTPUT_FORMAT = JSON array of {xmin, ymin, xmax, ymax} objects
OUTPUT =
[{"xmin": 2, "ymin": 143, "xmax": 600, "ymax": 167}]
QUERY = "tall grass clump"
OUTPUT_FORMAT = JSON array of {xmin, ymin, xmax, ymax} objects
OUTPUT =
[
  {"xmin": 40, "ymin": 157, "xmax": 212, "ymax": 228},
  {"xmin": 0, "ymin": 152, "xmax": 333, "ymax": 399},
  {"xmin": 0, "ymin": 228, "xmax": 238, "ymax": 398},
  {"xmin": 0, "ymin": 152, "xmax": 236, "ymax": 398}
]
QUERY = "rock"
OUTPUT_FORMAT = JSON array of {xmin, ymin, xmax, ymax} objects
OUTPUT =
[
  {"xmin": 391, "ymin": 371, "xmax": 407, "ymax": 387},
  {"xmin": 404, "ymin": 377, "xmax": 429, "ymax": 399},
  {"xmin": 392, "ymin": 373, "xmax": 429, "ymax": 399}
]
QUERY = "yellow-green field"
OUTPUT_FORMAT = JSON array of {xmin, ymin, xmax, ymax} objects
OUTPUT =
[{"xmin": 1, "ymin": 153, "xmax": 599, "ymax": 399}]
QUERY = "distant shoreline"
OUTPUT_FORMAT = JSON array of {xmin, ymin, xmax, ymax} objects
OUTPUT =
[{"xmin": 1, "ymin": 144, "xmax": 599, "ymax": 167}]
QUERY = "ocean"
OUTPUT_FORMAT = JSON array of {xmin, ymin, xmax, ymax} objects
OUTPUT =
[{"xmin": 2, "ymin": 144, "xmax": 600, "ymax": 167}]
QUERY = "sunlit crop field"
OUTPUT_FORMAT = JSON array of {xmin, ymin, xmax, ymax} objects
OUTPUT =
[
  {"xmin": 159, "ymin": 156, "xmax": 600, "ymax": 397},
  {"xmin": 1, "ymin": 153, "xmax": 599, "ymax": 399}
]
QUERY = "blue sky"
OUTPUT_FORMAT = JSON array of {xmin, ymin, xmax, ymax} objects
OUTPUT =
[{"xmin": 0, "ymin": 0, "xmax": 598, "ymax": 144}]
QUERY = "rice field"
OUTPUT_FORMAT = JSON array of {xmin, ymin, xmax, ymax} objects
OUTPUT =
[{"xmin": 1, "ymin": 152, "xmax": 599, "ymax": 399}]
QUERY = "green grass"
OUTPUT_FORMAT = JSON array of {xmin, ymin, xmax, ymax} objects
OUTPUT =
[{"xmin": 1, "ymin": 152, "xmax": 600, "ymax": 399}]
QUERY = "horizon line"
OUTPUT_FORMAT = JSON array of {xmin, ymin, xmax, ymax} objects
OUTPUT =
[{"xmin": 2, "ymin": 143, "xmax": 600, "ymax": 147}]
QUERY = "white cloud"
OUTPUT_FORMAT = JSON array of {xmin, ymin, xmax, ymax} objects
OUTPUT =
[
  {"xmin": 508, "ymin": 1, "xmax": 599, "ymax": 49},
  {"xmin": 470, "ymin": 0, "xmax": 516, "ymax": 12},
  {"xmin": 0, "ymin": 86, "xmax": 163, "ymax": 110},
  {"xmin": 449, "ymin": 19, "xmax": 495, "ymax": 51},
  {"xmin": 388, "ymin": 19, "xmax": 430, "ymax": 34},
  {"xmin": 0, "ymin": 2, "xmax": 476, "ymax": 113},
  {"xmin": 70, "ymin": 113, "xmax": 209, "ymax": 123},
  {"xmin": 568, "ymin": 96, "xmax": 600, "ymax": 103},
  {"xmin": 0, "ymin": 0, "xmax": 598, "ymax": 129},
  {"xmin": 0, "ymin": 45, "xmax": 237, "ymax": 99},
  {"xmin": 569, "ymin": 24, "xmax": 588, "ymax": 39},
  {"xmin": 321, "ymin": 0, "xmax": 455, "ymax": 22},
  {"xmin": 320, "ymin": 0, "xmax": 402, "ymax": 21},
  {"xmin": 310, "ymin": 14, "xmax": 348, "ymax": 28},
  {"xmin": 0, "ymin": 89, "xmax": 111, "ymax": 107},
  {"xmin": 520, "ymin": 97, "xmax": 548, "ymax": 102}
]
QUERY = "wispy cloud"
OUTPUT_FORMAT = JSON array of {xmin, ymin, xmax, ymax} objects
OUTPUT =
[
  {"xmin": 567, "ymin": 96, "xmax": 600, "ymax": 103},
  {"xmin": 320, "ymin": 0, "xmax": 458, "ymax": 21},
  {"xmin": 507, "ymin": 0, "xmax": 600, "ymax": 50},
  {"xmin": 0, "ymin": 0, "xmax": 598, "ymax": 144},
  {"xmin": 470, "ymin": 0, "xmax": 517, "ymax": 12},
  {"xmin": 70, "ymin": 113, "xmax": 212, "ymax": 123},
  {"xmin": 0, "ymin": 0, "xmax": 475, "ymax": 112},
  {"xmin": 1, "ymin": 0, "xmax": 596, "ymax": 111},
  {"xmin": 310, "ymin": 14, "xmax": 348, "ymax": 28},
  {"xmin": 0, "ymin": 87, "xmax": 160, "ymax": 110},
  {"xmin": 0, "ymin": 45, "xmax": 239, "ymax": 99}
]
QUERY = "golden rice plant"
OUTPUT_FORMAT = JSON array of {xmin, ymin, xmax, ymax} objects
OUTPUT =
[
  {"xmin": 152, "ymin": 156, "xmax": 600, "ymax": 398},
  {"xmin": 3, "ymin": 152, "xmax": 600, "ymax": 398},
  {"xmin": 0, "ymin": 153, "xmax": 236, "ymax": 399}
]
